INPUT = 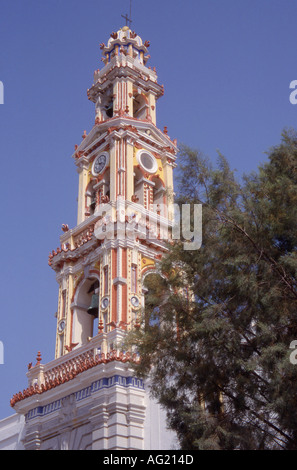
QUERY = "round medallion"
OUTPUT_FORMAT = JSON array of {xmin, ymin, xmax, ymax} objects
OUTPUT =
[
  {"xmin": 101, "ymin": 297, "xmax": 109, "ymax": 310},
  {"xmin": 58, "ymin": 320, "xmax": 66, "ymax": 334},
  {"xmin": 131, "ymin": 296, "xmax": 140, "ymax": 308},
  {"xmin": 137, "ymin": 150, "xmax": 157, "ymax": 174},
  {"xmin": 92, "ymin": 152, "xmax": 109, "ymax": 176}
]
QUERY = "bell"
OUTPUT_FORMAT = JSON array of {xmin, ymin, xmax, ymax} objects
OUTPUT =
[
  {"xmin": 87, "ymin": 294, "xmax": 99, "ymax": 317},
  {"xmin": 105, "ymin": 101, "xmax": 113, "ymax": 118}
]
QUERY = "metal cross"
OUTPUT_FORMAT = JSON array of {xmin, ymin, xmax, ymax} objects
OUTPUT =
[
  {"xmin": 121, "ymin": 12, "xmax": 132, "ymax": 28},
  {"xmin": 121, "ymin": 0, "xmax": 132, "ymax": 28}
]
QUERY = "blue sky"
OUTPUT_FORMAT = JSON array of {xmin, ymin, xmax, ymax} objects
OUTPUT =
[{"xmin": 0, "ymin": 0, "xmax": 296, "ymax": 420}]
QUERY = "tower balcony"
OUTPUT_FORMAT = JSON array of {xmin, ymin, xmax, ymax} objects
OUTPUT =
[
  {"xmin": 93, "ymin": 199, "xmax": 173, "ymax": 250},
  {"xmin": 49, "ymin": 199, "xmax": 173, "ymax": 270}
]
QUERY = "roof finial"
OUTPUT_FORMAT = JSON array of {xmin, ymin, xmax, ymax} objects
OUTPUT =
[{"xmin": 121, "ymin": 0, "xmax": 132, "ymax": 28}]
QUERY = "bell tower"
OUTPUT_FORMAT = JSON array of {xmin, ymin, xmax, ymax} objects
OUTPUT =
[
  {"xmin": 10, "ymin": 26, "xmax": 177, "ymax": 451},
  {"xmin": 51, "ymin": 25, "xmax": 177, "ymax": 359}
]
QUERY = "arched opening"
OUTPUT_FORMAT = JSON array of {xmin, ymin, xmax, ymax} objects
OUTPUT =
[
  {"xmin": 102, "ymin": 168, "xmax": 110, "ymax": 202},
  {"xmin": 72, "ymin": 277, "xmax": 100, "ymax": 345},
  {"xmin": 104, "ymin": 98, "xmax": 114, "ymax": 119},
  {"xmin": 152, "ymin": 176, "xmax": 166, "ymax": 214},
  {"xmin": 133, "ymin": 93, "xmax": 148, "ymax": 120},
  {"xmin": 85, "ymin": 181, "xmax": 97, "ymax": 217},
  {"xmin": 133, "ymin": 167, "xmax": 144, "ymax": 205},
  {"xmin": 102, "ymin": 88, "xmax": 114, "ymax": 120}
]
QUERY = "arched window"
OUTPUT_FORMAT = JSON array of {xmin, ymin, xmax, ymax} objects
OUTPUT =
[
  {"xmin": 152, "ymin": 176, "xmax": 166, "ymax": 213},
  {"xmin": 104, "ymin": 98, "xmax": 113, "ymax": 119},
  {"xmin": 72, "ymin": 277, "xmax": 100, "ymax": 345},
  {"xmin": 133, "ymin": 93, "xmax": 148, "ymax": 120},
  {"xmin": 102, "ymin": 89, "xmax": 114, "ymax": 120},
  {"xmin": 102, "ymin": 168, "xmax": 110, "ymax": 202},
  {"xmin": 133, "ymin": 167, "xmax": 144, "ymax": 205},
  {"xmin": 85, "ymin": 181, "xmax": 97, "ymax": 217}
]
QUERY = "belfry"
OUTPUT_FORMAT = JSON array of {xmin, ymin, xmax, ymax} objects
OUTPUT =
[{"xmin": 8, "ymin": 26, "xmax": 177, "ymax": 450}]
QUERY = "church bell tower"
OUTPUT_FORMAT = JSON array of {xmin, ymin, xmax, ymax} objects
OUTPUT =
[
  {"xmin": 51, "ymin": 25, "xmax": 177, "ymax": 358},
  {"xmin": 10, "ymin": 26, "xmax": 177, "ymax": 451}
]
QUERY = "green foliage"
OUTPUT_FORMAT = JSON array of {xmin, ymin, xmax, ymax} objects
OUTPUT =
[{"xmin": 126, "ymin": 129, "xmax": 297, "ymax": 450}]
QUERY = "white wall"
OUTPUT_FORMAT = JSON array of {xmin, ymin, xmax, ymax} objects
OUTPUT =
[
  {"xmin": 143, "ymin": 384, "xmax": 178, "ymax": 450},
  {"xmin": 0, "ymin": 414, "xmax": 25, "ymax": 450}
]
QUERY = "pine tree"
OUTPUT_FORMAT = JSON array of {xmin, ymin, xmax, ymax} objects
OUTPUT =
[{"xmin": 127, "ymin": 129, "xmax": 297, "ymax": 450}]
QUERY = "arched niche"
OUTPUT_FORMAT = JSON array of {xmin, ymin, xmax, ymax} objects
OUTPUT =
[
  {"xmin": 85, "ymin": 180, "xmax": 97, "ymax": 216},
  {"xmin": 101, "ymin": 168, "xmax": 110, "ymax": 201},
  {"xmin": 151, "ymin": 176, "xmax": 166, "ymax": 214},
  {"xmin": 133, "ymin": 166, "xmax": 145, "ymax": 205},
  {"xmin": 72, "ymin": 277, "xmax": 100, "ymax": 345},
  {"xmin": 102, "ymin": 89, "xmax": 114, "ymax": 120},
  {"xmin": 133, "ymin": 93, "xmax": 148, "ymax": 120}
]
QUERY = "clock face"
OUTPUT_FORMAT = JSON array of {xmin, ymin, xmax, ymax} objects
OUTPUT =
[{"xmin": 92, "ymin": 152, "xmax": 109, "ymax": 175}]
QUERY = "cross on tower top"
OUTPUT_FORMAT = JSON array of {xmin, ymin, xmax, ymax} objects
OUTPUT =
[
  {"xmin": 121, "ymin": 0, "xmax": 132, "ymax": 28},
  {"xmin": 121, "ymin": 13, "xmax": 132, "ymax": 27}
]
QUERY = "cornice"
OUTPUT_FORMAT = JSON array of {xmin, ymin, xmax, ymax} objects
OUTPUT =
[
  {"xmin": 87, "ymin": 61, "xmax": 162, "ymax": 104},
  {"xmin": 72, "ymin": 118, "xmax": 177, "ymax": 165},
  {"xmin": 11, "ymin": 354, "xmax": 141, "ymax": 413}
]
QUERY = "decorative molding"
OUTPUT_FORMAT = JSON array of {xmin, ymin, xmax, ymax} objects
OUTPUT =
[
  {"xmin": 10, "ymin": 352, "xmax": 140, "ymax": 408},
  {"xmin": 25, "ymin": 375, "xmax": 144, "ymax": 421}
]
